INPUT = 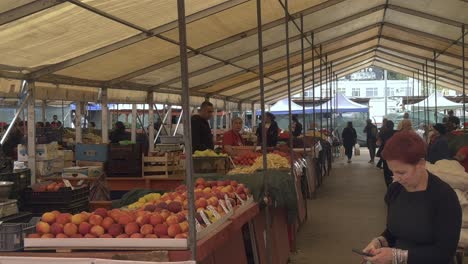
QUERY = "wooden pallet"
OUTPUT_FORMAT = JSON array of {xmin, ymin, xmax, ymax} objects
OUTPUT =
[{"xmin": 142, "ymin": 152, "xmax": 183, "ymax": 178}]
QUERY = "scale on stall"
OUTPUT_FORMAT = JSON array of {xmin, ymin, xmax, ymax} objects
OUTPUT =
[
  {"xmin": 0, "ymin": 182, "xmax": 18, "ymax": 218},
  {"xmin": 155, "ymin": 135, "xmax": 184, "ymax": 152}
]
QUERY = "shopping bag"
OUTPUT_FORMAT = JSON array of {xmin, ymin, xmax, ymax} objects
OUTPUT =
[
  {"xmin": 339, "ymin": 146, "xmax": 345, "ymax": 157},
  {"xmin": 354, "ymin": 144, "xmax": 361, "ymax": 156}
]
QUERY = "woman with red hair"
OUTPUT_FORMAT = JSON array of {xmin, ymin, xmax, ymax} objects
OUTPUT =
[{"xmin": 362, "ymin": 131, "xmax": 461, "ymax": 264}]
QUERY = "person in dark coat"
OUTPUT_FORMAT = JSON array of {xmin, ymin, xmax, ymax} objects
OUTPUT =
[
  {"xmin": 109, "ymin": 121, "xmax": 130, "ymax": 143},
  {"xmin": 427, "ymin": 123, "xmax": 450, "ymax": 164},
  {"xmin": 381, "ymin": 120, "xmax": 396, "ymax": 187},
  {"xmin": 191, "ymin": 101, "xmax": 215, "ymax": 152},
  {"xmin": 291, "ymin": 115, "xmax": 303, "ymax": 137},
  {"xmin": 341, "ymin": 121, "xmax": 357, "ymax": 163},
  {"xmin": 376, "ymin": 118, "xmax": 388, "ymax": 169},
  {"xmin": 256, "ymin": 112, "xmax": 279, "ymax": 147},
  {"xmin": 364, "ymin": 119, "xmax": 378, "ymax": 163},
  {"xmin": 362, "ymin": 131, "xmax": 461, "ymax": 264}
]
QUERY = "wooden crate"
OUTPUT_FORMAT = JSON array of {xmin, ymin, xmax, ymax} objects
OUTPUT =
[{"xmin": 142, "ymin": 152, "xmax": 183, "ymax": 178}]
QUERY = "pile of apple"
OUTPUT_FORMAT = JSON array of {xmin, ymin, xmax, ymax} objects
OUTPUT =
[
  {"xmin": 233, "ymin": 152, "xmax": 261, "ymax": 166},
  {"xmin": 29, "ymin": 207, "xmax": 189, "ymax": 239},
  {"xmin": 28, "ymin": 178, "xmax": 251, "ymax": 239},
  {"xmin": 31, "ymin": 181, "xmax": 66, "ymax": 192}
]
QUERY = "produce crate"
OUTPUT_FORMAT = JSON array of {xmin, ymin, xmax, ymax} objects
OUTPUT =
[
  {"xmin": 23, "ymin": 199, "xmax": 89, "ymax": 216},
  {"xmin": 143, "ymin": 152, "xmax": 182, "ymax": 177},
  {"xmin": 193, "ymin": 157, "xmax": 230, "ymax": 174},
  {"xmin": 75, "ymin": 143, "xmax": 108, "ymax": 162},
  {"xmin": 17, "ymin": 142, "xmax": 59, "ymax": 162},
  {"xmin": 0, "ymin": 217, "xmax": 37, "ymax": 251},
  {"xmin": 0, "ymin": 169, "xmax": 31, "ymax": 201},
  {"xmin": 0, "ymin": 212, "xmax": 33, "ymax": 223},
  {"xmin": 109, "ymin": 143, "xmax": 142, "ymax": 160},
  {"xmin": 22, "ymin": 186, "xmax": 89, "ymax": 205},
  {"xmin": 107, "ymin": 159, "xmax": 142, "ymax": 177}
]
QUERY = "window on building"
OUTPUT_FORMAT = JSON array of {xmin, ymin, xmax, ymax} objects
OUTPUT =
[
  {"xmin": 352, "ymin": 88, "xmax": 360, "ymax": 97},
  {"xmin": 366, "ymin": 88, "xmax": 378, "ymax": 97},
  {"xmin": 337, "ymin": 87, "xmax": 346, "ymax": 95}
]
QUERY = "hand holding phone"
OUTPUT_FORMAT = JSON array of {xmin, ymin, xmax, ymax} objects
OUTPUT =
[{"xmin": 352, "ymin": 248, "xmax": 374, "ymax": 257}]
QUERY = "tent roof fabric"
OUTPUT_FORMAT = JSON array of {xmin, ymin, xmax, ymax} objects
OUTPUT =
[
  {"xmin": 256, "ymin": 98, "xmax": 306, "ymax": 115},
  {"xmin": 314, "ymin": 93, "xmax": 369, "ymax": 113},
  {"xmin": 0, "ymin": 0, "xmax": 467, "ymax": 106},
  {"xmin": 408, "ymin": 92, "xmax": 463, "ymax": 110}
]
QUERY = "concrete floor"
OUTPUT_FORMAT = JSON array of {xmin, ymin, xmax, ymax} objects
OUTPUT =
[{"xmin": 290, "ymin": 149, "xmax": 388, "ymax": 264}]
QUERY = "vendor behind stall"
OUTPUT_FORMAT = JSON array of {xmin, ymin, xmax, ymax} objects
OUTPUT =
[
  {"xmin": 109, "ymin": 121, "xmax": 130, "ymax": 143},
  {"xmin": 223, "ymin": 117, "xmax": 245, "ymax": 156},
  {"xmin": 191, "ymin": 101, "xmax": 215, "ymax": 152},
  {"xmin": 291, "ymin": 114, "xmax": 303, "ymax": 137},
  {"xmin": 256, "ymin": 112, "xmax": 279, "ymax": 147}
]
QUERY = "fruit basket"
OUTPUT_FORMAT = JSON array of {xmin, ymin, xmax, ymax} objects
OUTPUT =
[
  {"xmin": 23, "ymin": 186, "xmax": 89, "ymax": 205},
  {"xmin": 0, "ymin": 217, "xmax": 37, "ymax": 251}
]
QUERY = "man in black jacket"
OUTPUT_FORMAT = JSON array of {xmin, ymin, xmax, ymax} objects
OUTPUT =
[{"xmin": 191, "ymin": 101, "xmax": 215, "ymax": 152}]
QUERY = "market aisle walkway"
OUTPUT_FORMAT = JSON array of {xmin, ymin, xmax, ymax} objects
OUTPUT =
[{"xmin": 290, "ymin": 149, "xmax": 387, "ymax": 264}]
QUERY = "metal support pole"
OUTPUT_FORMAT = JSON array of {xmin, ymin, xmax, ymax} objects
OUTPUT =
[
  {"xmin": 285, "ymin": 0, "xmax": 294, "ymax": 181},
  {"xmin": 41, "ymin": 100, "xmax": 46, "ymax": 123},
  {"xmin": 101, "ymin": 88, "xmax": 109, "ymax": 144},
  {"xmin": 425, "ymin": 60, "xmax": 429, "ymax": 126},
  {"xmin": 329, "ymin": 61, "xmax": 333, "ymax": 131},
  {"xmin": 61, "ymin": 100, "xmax": 65, "ymax": 127},
  {"xmin": 27, "ymin": 81, "xmax": 36, "ymax": 183},
  {"xmin": 148, "ymin": 93, "xmax": 155, "ymax": 152},
  {"xmin": 0, "ymin": 93, "xmax": 30, "ymax": 145},
  {"xmin": 131, "ymin": 104, "xmax": 137, "ymax": 142},
  {"xmin": 417, "ymin": 70, "xmax": 420, "ymax": 126},
  {"xmin": 213, "ymin": 108, "xmax": 218, "ymax": 144},
  {"xmin": 177, "ymin": 0, "xmax": 196, "ymax": 260},
  {"xmin": 384, "ymin": 69, "xmax": 388, "ymax": 117},
  {"xmin": 463, "ymin": 25, "xmax": 466, "ymax": 125},
  {"xmin": 173, "ymin": 110, "xmax": 183, "ymax": 136},
  {"xmin": 325, "ymin": 56, "xmax": 329, "ymax": 133},
  {"xmin": 433, "ymin": 51, "xmax": 438, "ymax": 122},
  {"xmin": 412, "ymin": 72, "xmax": 415, "ymax": 118},
  {"xmin": 320, "ymin": 45, "xmax": 323, "ymax": 132},
  {"xmin": 76, "ymin": 102, "xmax": 82, "ymax": 144},
  {"xmin": 312, "ymin": 33, "xmax": 316, "ymax": 131},
  {"xmin": 300, "ymin": 15, "xmax": 306, "ymax": 145},
  {"xmin": 251, "ymin": 102, "xmax": 257, "ymax": 129},
  {"xmin": 257, "ymin": 0, "xmax": 271, "ymax": 262}
]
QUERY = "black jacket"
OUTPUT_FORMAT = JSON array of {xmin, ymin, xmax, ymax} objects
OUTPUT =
[
  {"xmin": 191, "ymin": 115, "xmax": 214, "ymax": 151},
  {"xmin": 256, "ymin": 121, "xmax": 279, "ymax": 147},
  {"xmin": 427, "ymin": 136, "xmax": 450, "ymax": 164},
  {"xmin": 341, "ymin": 127, "xmax": 357, "ymax": 147},
  {"xmin": 292, "ymin": 121, "xmax": 303, "ymax": 137}
]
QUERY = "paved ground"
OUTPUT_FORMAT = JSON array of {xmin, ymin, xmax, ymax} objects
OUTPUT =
[{"xmin": 290, "ymin": 149, "xmax": 388, "ymax": 264}]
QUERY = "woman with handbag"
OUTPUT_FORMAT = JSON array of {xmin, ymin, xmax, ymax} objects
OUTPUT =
[{"xmin": 341, "ymin": 121, "xmax": 357, "ymax": 163}]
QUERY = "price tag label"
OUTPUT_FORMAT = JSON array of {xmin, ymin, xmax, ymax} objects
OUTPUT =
[
  {"xmin": 219, "ymin": 200, "xmax": 229, "ymax": 214},
  {"xmin": 195, "ymin": 218, "xmax": 203, "ymax": 232},
  {"xmin": 207, "ymin": 206, "xmax": 221, "ymax": 220},
  {"xmin": 224, "ymin": 195, "xmax": 233, "ymax": 211},
  {"xmin": 234, "ymin": 193, "xmax": 245, "ymax": 205},
  {"xmin": 62, "ymin": 179, "xmax": 74, "ymax": 190},
  {"xmin": 199, "ymin": 210, "xmax": 212, "ymax": 226}
]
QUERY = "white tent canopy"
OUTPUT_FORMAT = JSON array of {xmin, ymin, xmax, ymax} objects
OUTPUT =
[
  {"xmin": 256, "ymin": 98, "xmax": 307, "ymax": 115},
  {"xmin": 314, "ymin": 93, "xmax": 369, "ymax": 113},
  {"xmin": 408, "ymin": 93, "xmax": 463, "ymax": 110}
]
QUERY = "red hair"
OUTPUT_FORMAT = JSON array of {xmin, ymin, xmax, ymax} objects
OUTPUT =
[{"xmin": 381, "ymin": 131, "xmax": 427, "ymax": 165}]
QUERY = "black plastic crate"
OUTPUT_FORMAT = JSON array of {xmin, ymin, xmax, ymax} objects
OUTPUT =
[
  {"xmin": 109, "ymin": 143, "xmax": 142, "ymax": 160},
  {"xmin": 24, "ymin": 199, "xmax": 89, "ymax": 216},
  {"xmin": 23, "ymin": 186, "xmax": 89, "ymax": 205},
  {"xmin": 0, "ymin": 169, "xmax": 31, "ymax": 200},
  {"xmin": 107, "ymin": 159, "xmax": 141, "ymax": 177},
  {"xmin": 0, "ymin": 212, "xmax": 33, "ymax": 223},
  {"xmin": 0, "ymin": 217, "xmax": 37, "ymax": 251}
]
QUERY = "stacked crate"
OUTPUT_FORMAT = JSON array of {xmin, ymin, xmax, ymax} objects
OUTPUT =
[
  {"xmin": 142, "ymin": 151, "xmax": 183, "ymax": 178},
  {"xmin": 18, "ymin": 142, "xmax": 62, "ymax": 177},
  {"xmin": 107, "ymin": 143, "xmax": 142, "ymax": 177}
]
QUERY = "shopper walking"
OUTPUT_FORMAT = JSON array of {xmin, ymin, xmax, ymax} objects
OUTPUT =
[
  {"xmin": 398, "ymin": 119, "xmax": 413, "ymax": 132},
  {"xmin": 380, "ymin": 120, "xmax": 396, "ymax": 187},
  {"xmin": 363, "ymin": 131, "xmax": 461, "ymax": 264},
  {"xmin": 341, "ymin": 121, "xmax": 357, "ymax": 163},
  {"xmin": 364, "ymin": 119, "xmax": 378, "ymax": 163},
  {"xmin": 376, "ymin": 118, "xmax": 388, "ymax": 169},
  {"xmin": 396, "ymin": 112, "xmax": 410, "ymax": 130},
  {"xmin": 427, "ymin": 123, "xmax": 450, "ymax": 164}
]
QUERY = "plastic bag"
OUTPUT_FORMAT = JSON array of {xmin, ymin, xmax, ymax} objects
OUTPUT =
[{"xmin": 354, "ymin": 144, "xmax": 360, "ymax": 156}]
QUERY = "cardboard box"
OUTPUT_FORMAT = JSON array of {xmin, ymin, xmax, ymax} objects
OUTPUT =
[
  {"xmin": 57, "ymin": 150, "xmax": 75, "ymax": 161},
  {"xmin": 75, "ymin": 144, "xmax": 108, "ymax": 162},
  {"xmin": 35, "ymin": 160, "xmax": 55, "ymax": 177},
  {"xmin": 17, "ymin": 142, "xmax": 59, "ymax": 162},
  {"xmin": 63, "ymin": 167, "xmax": 88, "ymax": 178}
]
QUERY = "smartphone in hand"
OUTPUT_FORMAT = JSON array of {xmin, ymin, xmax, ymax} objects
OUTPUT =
[{"xmin": 352, "ymin": 248, "xmax": 374, "ymax": 257}]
